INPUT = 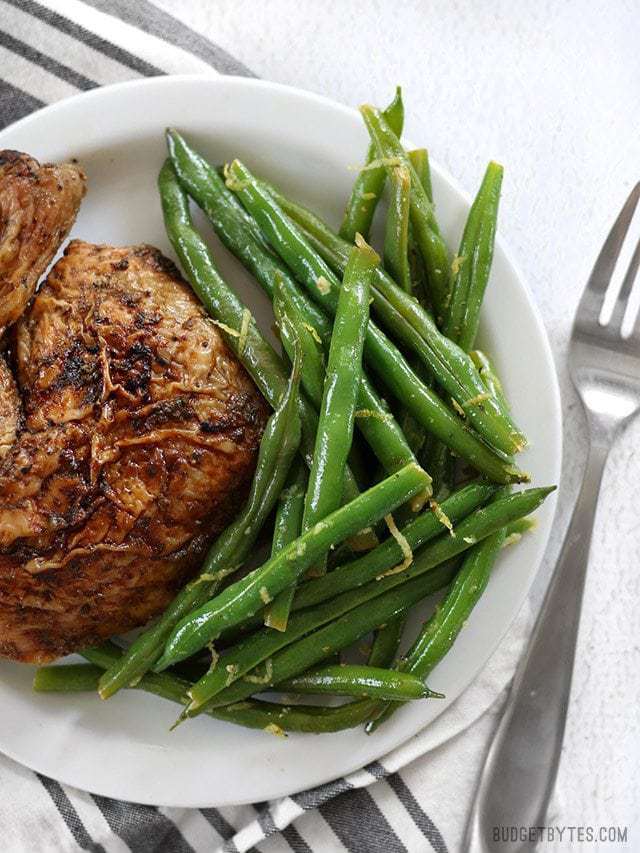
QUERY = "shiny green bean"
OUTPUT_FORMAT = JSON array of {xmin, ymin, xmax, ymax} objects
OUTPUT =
[
  {"xmin": 264, "ymin": 460, "xmax": 307, "ymax": 632},
  {"xmin": 302, "ymin": 239, "xmax": 377, "ymax": 576},
  {"xmin": 277, "ymin": 664, "xmax": 430, "ymax": 701},
  {"xmin": 443, "ymin": 162, "xmax": 503, "ymax": 352},
  {"xmin": 367, "ymin": 614, "xmax": 407, "ymax": 669},
  {"xmin": 384, "ymin": 165, "xmax": 412, "ymax": 293},
  {"xmin": 340, "ymin": 87, "xmax": 404, "ymax": 241}
]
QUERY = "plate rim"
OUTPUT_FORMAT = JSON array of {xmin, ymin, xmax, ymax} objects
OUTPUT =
[{"xmin": 0, "ymin": 73, "xmax": 563, "ymax": 806}]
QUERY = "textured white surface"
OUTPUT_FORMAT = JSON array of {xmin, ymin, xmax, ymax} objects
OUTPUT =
[{"xmin": 155, "ymin": 0, "xmax": 640, "ymax": 840}]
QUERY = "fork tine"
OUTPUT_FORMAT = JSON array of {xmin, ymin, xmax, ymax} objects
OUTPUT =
[
  {"xmin": 610, "ymin": 228, "xmax": 640, "ymax": 332},
  {"xmin": 577, "ymin": 182, "xmax": 640, "ymax": 321}
]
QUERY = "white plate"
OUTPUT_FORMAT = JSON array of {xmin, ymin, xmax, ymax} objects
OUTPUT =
[{"xmin": 0, "ymin": 75, "xmax": 561, "ymax": 807}]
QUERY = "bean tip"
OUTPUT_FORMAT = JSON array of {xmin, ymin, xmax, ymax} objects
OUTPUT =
[
  {"xmin": 169, "ymin": 711, "xmax": 188, "ymax": 732},
  {"xmin": 425, "ymin": 687, "xmax": 445, "ymax": 699},
  {"xmin": 96, "ymin": 675, "xmax": 114, "ymax": 700}
]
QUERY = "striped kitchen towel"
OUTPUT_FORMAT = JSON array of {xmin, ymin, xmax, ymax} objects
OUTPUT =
[{"xmin": 0, "ymin": 2, "xmax": 539, "ymax": 851}]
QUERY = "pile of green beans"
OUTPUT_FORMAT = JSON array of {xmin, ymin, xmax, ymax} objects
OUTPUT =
[
  {"xmin": 256, "ymin": 178, "xmax": 527, "ymax": 457},
  {"xmin": 34, "ymin": 90, "xmax": 556, "ymax": 741},
  {"xmin": 166, "ymin": 130, "xmax": 418, "ymax": 478},
  {"xmin": 227, "ymin": 159, "xmax": 527, "ymax": 468}
]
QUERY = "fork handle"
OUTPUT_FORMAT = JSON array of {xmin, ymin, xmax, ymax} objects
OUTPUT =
[{"xmin": 464, "ymin": 438, "xmax": 610, "ymax": 852}]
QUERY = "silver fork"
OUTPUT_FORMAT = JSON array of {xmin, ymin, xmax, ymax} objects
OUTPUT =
[{"xmin": 464, "ymin": 183, "xmax": 640, "ymax": 852}]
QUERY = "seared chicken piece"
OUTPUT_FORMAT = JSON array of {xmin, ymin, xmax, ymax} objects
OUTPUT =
[
  {"xmin": 0, "ymin": 236, "xmax": 267, "ymax": 663},
  {"xmin": 0, "ymin": 150, "xmax": 86, "ymax": 331}
]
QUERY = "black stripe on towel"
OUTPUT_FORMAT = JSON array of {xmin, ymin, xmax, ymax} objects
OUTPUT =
[
  {"xmin": 0, "ymin": 79, "xmax": 43, "ymax": 130},
  {"xmin": 200, "ymin": 807, "xmax": 237, "ymax": 841},
  {"xmin": 281, "ymin": 823, "xmax": 313, "ymax": 852},
  {"xmin": 320, "ymin": 786, "xmax": 406, "ymax": 853},
  {"xmin": 38, "ymin": 775, "xmax": 106, "ymax": 853},
  {"xmin": 0, "ymin": 28, "xmax": 97, "ymax": 91},
  {"xmin": 385, "ymin": 772, "xmax": 449, "ymax": 853},
  {"xmin": 92, "ymin": 794, "xmax": 194, "ymax": 853}
]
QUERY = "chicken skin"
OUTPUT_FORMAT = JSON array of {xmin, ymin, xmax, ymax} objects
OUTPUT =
[{"xmin": 0, "ymin": 154, "xmax": 267, "ymax": 664}]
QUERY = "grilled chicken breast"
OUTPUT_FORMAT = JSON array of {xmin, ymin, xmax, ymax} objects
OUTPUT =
[{"xmin": 0, "ymin": 158, "xmax": 267, "ymax": 664}]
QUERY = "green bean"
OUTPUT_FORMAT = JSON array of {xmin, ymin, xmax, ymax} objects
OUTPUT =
[
  {"xmin": 368, "ymin": 523, "xmax": 508, "ymax": 730},
  {"xmin": 397, "ymin": 153, "xmax": 433, "ymax": 460},
  {"xmin": 471, "ymin": 349, "xmax": 511, "ymax": 420},
  {"xmin": 257, "ymin": 177, "xmax": 526, "ymax": 458},
  {"xmin": 302, "ymin": 239, "xmax": 378, "ymax": 576},
  {"xmin": 360, "ymin": 104, "xmax": 451, "ymax": 321},
  {"xmin": 81, "ymin": 644, "xmax": 379, "ymax": 734},
  {"xmin": 210, "ymin": 699, "xmax": 378, "ymax": 734},
  {"xmin": 422, "ymin": 440, "xmax": 456, "ymax": 501},
  {"xmin": 502, "ymin": 516, "xmax": 535, "ymax": 543},
  {"xmin": 264, "ymin": 460, "xmax": 307, "ymax": 632},
  {"xmin": 421, "ymin": 163, "xmax": 514, "ymax": 488},
  {"xmin": 97, "ymin": 338, "xmax": 303, "ymax": 700},
  {"xmin": 408, "ymin": 149, "xmax": 433, "ymax": 204},
  {"xmin": 188, "ymin": 562, "xmax": 455, "ymax": 714},
  {"xmin": 367, "ymin": 614, "xmax": 406, "ymax": 669},
  {"xmin": 227, "ymin": 162, "xmax": 526, "ymax": 483},
  {"xmin": 294, "ymin": 485, "xmax": 553, "ymax": 610},
  {"xmin": 166, "ymin": 131, "xmax": 415, "ymax": 480},
  {"xmin": 274, "ymin": 285, "xmax": 327, "ymax": 414},
  {"xmin": 406, "ymin": 149, "xmax": 433, "ymax": 311},
  {"xmin": 155, "ymin": 462, "xmax": 431, "ymax": 671},
  {"xmin": 429, "ymin": 348, "xmax": 516, "ymax": 503},
  {"xmin": 384, "ymin": 165, "xmax": 412, "ymax": 293},
  {"xmin": 277, "ymin": 664, "xmax": 430, "ymax": 701},
  {"xmin": 340, "ymin": 87, "xmax": 404, "ymax": 242},
  {"xmin": 34, "ymin": 663, "xmax": 105, "ymax": 693},
  {"xmin": 443, "ymin": 162, "xmax": 503, "ymax": 352}
]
